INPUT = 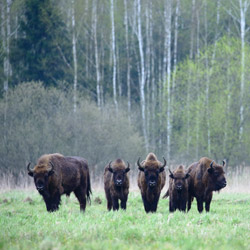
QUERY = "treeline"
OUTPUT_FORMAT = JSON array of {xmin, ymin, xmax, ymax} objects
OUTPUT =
[{"xmin": 1, "ymin": 0, "xmax": 250, "ymax": 169}]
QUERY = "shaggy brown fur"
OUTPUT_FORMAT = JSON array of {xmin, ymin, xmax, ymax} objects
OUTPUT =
[
  {"xmin": 187, "ymin": 157, "xmax": 227, "ymax": 213},
  {"xmin": 137, "ymin": 153, "xmax": 166, "ymax": 213},
  {"xmin": 165, "ymin": 165, "xmax": 190, "ymax": 212},
  {"xmin": 27, "ymin": 153, "xmax": 91, "ymax": 212},
  {"xmin": 104, "ymin": 159, "xmax": 130, "ymax": 211}
]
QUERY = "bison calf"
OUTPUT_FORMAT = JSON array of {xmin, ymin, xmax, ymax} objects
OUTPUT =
[
  {"xmin": 187, "ymin": 157, "xmax": 227, "ymax": 213},
  {"xmin": 164, "ymin": 165, "xmax": 190, "ymax": 212},
  {"xmin": 104, "ymin": 159, "xmax": 130, "ymax": 211},
  {"xmin": 137, "ymin": 153, "xmax": 166, "ymax": 213},
  {"xmin": 27, "ymin": 153, "xmax": 91, "ymax": 212}
]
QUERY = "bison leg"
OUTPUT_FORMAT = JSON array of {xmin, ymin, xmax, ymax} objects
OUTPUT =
[
  {"xmin": 121, "ymin": 196, "xmax": 127, "ymax": 210},
  {"xmin": 180, "ymin": 199, "xmax": 187, "ymax": 212},
  {"xmin": 149, "ymin": 194, "xmax": 160, "ymax": 213},
  {"xmin": 74, "ymin": 187, "xmax": 87, "ymax": 212},
  {"xmin": 169, "ymin": 200, "xmax": 175, "ymax": 212},
  {"xmin": 112, "ymin": 197, "xmax": 119, "ymax": 211},
  {"xmin": 50, "ymin": 192, "xmax": 61, "ymax": 212},
  {"xmin": 187, "ymin": 195, "xmax": 193, "ymax": 211},
  {"xmin": 142, "ymin": 196, "xmax": 151, "ymax": 213},
  {"xmin": 196, "ymin": 198, "xmax": 204, "ymax": 213},
  {"xmin": 105, "ymin": 190, "xmax": 112, "ymax": 211},
  {"xmin": 205, "ymin": 192, "xmax": 213, "ymax": 212}
]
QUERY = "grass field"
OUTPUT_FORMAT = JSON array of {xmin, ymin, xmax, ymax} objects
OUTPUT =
[{"xmin": 0, "ymin": 189, "xmax": 250, "ymax": 250}]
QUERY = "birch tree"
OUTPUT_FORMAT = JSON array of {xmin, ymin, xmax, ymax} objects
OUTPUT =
[
  {"xmin": 110, "ymin": 0, "xmax": 118, "ymax": 112},
  {"xmin": 92, "ymin": 0, "xmax": 101, "ymax": 108},
  {"xmin": 134, "ymin": 0, "xmax": 149, "ymax": 151},
  {"xmin": 72, "ymin": 0, "xmax": 78, "ymax": 112},
  {"xmin": 164, "ymin": 0, "xmax": 172, "ymax": 161},
  {"xmin": 124, "ymin": 0, "xmax": 131, "ymax": 121}
]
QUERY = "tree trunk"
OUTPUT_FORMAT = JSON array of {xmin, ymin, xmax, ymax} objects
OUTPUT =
[
  {"xmin": 110, "ymin": 0, "xmax": 118, "ymax": 112},
  {"xmin": 124, "ymin": 0, "xmax": 131, "ymax": 122},
  {"xmin": 92, "ymin": 0, "xmax": 101, "ymax": 108},
  {"xmin": 137, "ymin": 0, "xmax": 148, "ymax": 151},
  {"xmin": 72, "ymin": 0, "xmax": 78, "ymax": 113},
  {"xmin": 165, "ymin": 0, "xmax": 172, "ymax": 161},
  {"xmin": 238, "ymin": 0, "xmax": 249, "ymax": 140},
  {"xmin": 204, "ymin": 0, "xmax": 211, "ymax": 156},
  {"xmin": 187, "ymin": 0, "xmax": 195, "ymax": 156}
]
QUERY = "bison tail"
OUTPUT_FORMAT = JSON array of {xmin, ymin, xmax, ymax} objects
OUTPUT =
[
  {"xmin": 87, "ymin": 171, "xmax": 92, "ymax": 205},
  {"xmin": 162, "ymin": 189, "xmax": 169, "ymax": 199}
]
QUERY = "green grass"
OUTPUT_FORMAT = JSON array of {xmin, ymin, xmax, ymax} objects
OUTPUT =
[{"xmin": 0, "ymin": 190, "xmax": 250, "ymax": 250}]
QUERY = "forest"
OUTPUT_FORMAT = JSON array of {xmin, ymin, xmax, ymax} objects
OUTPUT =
[{"xmin": 1, "ymin": 0, "xmax": 250, "ymax": 179}]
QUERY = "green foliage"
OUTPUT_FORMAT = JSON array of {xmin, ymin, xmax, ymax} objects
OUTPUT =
[
  {"xmin": 10, "ymin": 0, "xmax": 72, "ymax": 87},
  {"xmin": 0, "ymin": 82, "xmax": 143, "ymax": 175},
  {"xmin": 0, "ymin": 190, "xmax": 250, "ymax": 249},
  {"xmin": 165, "ymin": 38, "xmax": 250, "ymax": 165}
]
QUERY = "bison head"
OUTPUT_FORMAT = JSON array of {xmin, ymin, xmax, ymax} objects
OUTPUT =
[
  {"xmin": 169, "ymin": 168, "xmax": 189, "ymax": 192},
  {"xmin": 207, "ymin": 160, "xmax": 227, "ymax": 191},
  {"xmin": 108, "ymin": 161, "xmax": 130, "ymax": 187},
  {"xmin": 137, "ymin": 157, "xmax": 166, "ymax": 188},
  {"xmin": 27, "ymin": 162, "xmax": 55, "ymax": 192}
]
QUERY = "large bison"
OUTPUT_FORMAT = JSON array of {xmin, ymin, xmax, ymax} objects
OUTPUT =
[
  {"xmin": 163, "ymin": 165, "xmax": 190, "ymax": 212},
  {"xmin": 104, "ymin": 159, "xmax": 130, "ymax": 211},
  {"xmin": 27, "ymin": 153, "xmax": 92, "ymax": 212},
  {"xmin": 137, "ymin": 153, "xmax": 166, "ymax": 213},
  {"xmin": 187, "ymin": 157, "xmax": 227, "ymax": 213}
]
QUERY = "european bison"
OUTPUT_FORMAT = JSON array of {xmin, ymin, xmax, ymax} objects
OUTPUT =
[
  {"xmin": 187, "ymin": 157, "xmax": 227, "ymax": 213},
  {"xmin": 27, "ymin": 153, "xmax": 92, "ymax": 212},
  {"xmin": 137, "ymin": 153, "xmax": 166, "ymax": 213},
  {"xmin": 163, "ymin": 165, "xmax": 190, "ymax": 212},
  {"xmin": 104, "ymin": 159, "xmax": 130, "ymax": 211}
]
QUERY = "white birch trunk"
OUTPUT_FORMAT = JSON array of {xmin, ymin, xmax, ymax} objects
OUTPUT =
[
  {"xmin": 195, "ymin": 5, "xmax": 200, "ymax": 159},
  {"xmin": 137, "ymin": 0, "xmax": 148, "ymax": 151},
  {"xmin": 204, "ymin": 0, "xmax": 211, "ymax": 156},
  {"xmin": 145, "ymin": 0, "xmax": 150, "ymax": 144},
  {"xmin": 110, "ymin": 0, "xmax": 118, "ymax": 112},
  {"xmin": 124, "ymin": 0, "xmax": 131, "ymax": 122},
  {"xmin": 238, "ymin": 0, "xmax": 249, "ymax": 140},
  {"xmin": 187, "ymin": 0, "xmax": 195, "ymax": 155},
  {"xmin": 92, "ymin": 0, "xmax": 101, "ymax": 108},
  {"xmin": 166, "ymin": 0, "xmax": 172, "ymax": 161},
  {"xmin": 72, "ymin": 0, "xmax": 78, "ymax": 113},
  {"xmin": 172, "ymin": 0, "xmax": 180, "ymax": 90}
]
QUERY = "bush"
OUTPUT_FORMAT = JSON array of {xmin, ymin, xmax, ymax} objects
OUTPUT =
[{"xmin": 0, "ymin": 82, "xmax": 143, "ymax": 180}]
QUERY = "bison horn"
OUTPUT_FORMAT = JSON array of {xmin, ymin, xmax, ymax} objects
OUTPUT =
[
  {"xmin": 137, "ymin": 157, "xmax": 142, "ymax": 168},
  {"xmin": 168, "ymin": 169, "xmax": 173, "ymax": 175},
  {"xmin": 27, "ymin": 162, "xmax": 34, "ymax": 173},
  {"xmin": 108, "ymin": 161, "xmax": 112, "ymax": 168},
  {"xmin": 48, "ymin": 161, "xmax": 55, "ymax": 171},
  {"xmin": 162, "ymin": 157, "xmax": 167, "ymax": 168},
  {"xmin": 222, "ymin": 160, "xmax": 226, "ymax": 167},
  {"xmin": 210, "ymin": 160, "xmax": 214, "ymax": 168}
]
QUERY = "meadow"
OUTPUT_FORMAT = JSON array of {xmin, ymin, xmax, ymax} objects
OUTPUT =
[{"xmin": 0, "ymin": 188, "xmax": 250, "ymax": 250}]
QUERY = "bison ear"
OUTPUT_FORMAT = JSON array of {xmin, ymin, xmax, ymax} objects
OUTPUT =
[
  {"xmin": 138, "ymin": 167, "xmax": 144, "ymax": 172},
  {"xmin": 208, "ymin": 167, "xmax": 214, "ymax": 174},
  {"xmin": 28, "ymin": 172, "xmax": 33, "ymax": 177},
  {"xmin": 125, "ymin": 167, "xmax": 130, "ymax": 173},
  {"xmin": 222, "ymin": 160, "xmax": 226, "ymax": 167},
  {"xmin": 108, "ymin": 167, "xmax": 114, "ymax": 173},
  {"xmin": 48, "ymin": 170, "xmax": 54, "ymax": 176},
  {"xmin": 185, "ymin": 173, "xmax": 190, "ymax": 179},
  {"xmin": 169, "ymin": 169, "xmax": 174, "ymax": 179},
  {"xmin": 159, "ymin": 166, "xmax": 165, "ymax": 173}
]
